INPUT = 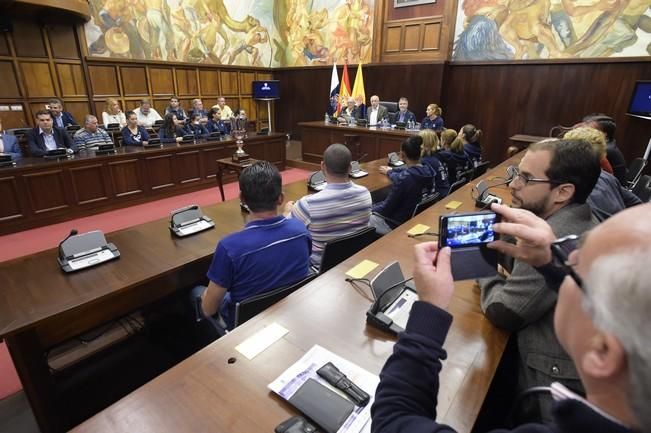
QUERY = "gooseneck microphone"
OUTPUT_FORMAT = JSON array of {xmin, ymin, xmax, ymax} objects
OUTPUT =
[
  {"xmin": 58, "ymin": 229, "xmax": 78, "ymax": 257},
  {"xmin": 356, "ymin": 153, "xmax": 368, "ymax": 163}
]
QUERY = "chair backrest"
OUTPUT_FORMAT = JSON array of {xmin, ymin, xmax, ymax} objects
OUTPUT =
[
  {"xmin": 632, "ymin": 174, "xmax": 651, "ymax": 202},
  {"xmin": 379, "ymin": 101, "xmax": 398, "ymax": 114},
  {"xmin": 233, "ymin": 274, "xmax": 317, "ymax": 327},
  {"xmin": 412, "ymin": 192, "xmax": 441, "ymax": 218},
  {"xmin": 6, "ymin": 128, "xmax": 31, "ymax": 137},
  {"xmin": 448, "ymin": 177, "xmax": 468, "ymax": 195},
  {"xmin": 320, "ymin": 227, "xmax": 379, "ymax": 273},
  {"xmin": 472, "ymin": 161, "xmax": 491, "ymax": 180},
  {"xmin": 626, "ymin": 157, "xmax": 647, "ymax": 188}
]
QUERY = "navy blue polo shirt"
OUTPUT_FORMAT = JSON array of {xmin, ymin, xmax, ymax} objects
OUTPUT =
[{"xmin": 207, "ymin": 215, "xmax": 311, "ymax": 329}]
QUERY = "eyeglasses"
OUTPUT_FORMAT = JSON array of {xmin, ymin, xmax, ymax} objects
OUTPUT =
[
  {"xmin": 507, "ymin": 166, "xmax": 560, "ymax": 187},
  {"xmin": 550, "ymin": 234, "xmax": 585, "ymax": 292}
]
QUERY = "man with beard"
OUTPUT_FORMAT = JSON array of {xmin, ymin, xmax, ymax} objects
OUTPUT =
[{"xmin": 478, "ymin": 139, "xmax": 600, "ymax": 421}]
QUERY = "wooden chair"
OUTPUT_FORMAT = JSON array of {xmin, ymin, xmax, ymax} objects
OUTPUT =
[{"xmin": 319, "ymin": 227, "xmax": 379, "ymax": 274}]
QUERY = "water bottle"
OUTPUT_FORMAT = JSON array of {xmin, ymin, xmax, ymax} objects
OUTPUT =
[{"xmin": 325, "ymin": 113, "xmax": 329, "ymax": 124}]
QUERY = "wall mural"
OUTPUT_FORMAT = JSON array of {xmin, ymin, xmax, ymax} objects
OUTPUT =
[
  {"xmin": 84, "ymin": 0, "xmax": 374, "ymax": 67},
  {"xmin": 452, "ymin": 0, "xmax": 651, "ymax": 60}
]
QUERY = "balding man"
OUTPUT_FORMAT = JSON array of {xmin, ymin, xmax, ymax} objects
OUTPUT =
[
  {"xmin": 339, "ymin": 97, "xmax": 360, "ymax": 124},
  {"xmin": 366, "ymin": 95, "xmax": 388, "ymax": 126},
  {"xmin": 285, "ymin": 143, "xmax": 372, "ymax": 269},
  {"xmin": 372, "ymin": 202, "xmax": 651, "ymax": 433},
  {"xmin": 73, "ymin": 115, "xmax": 113, "ymax": 150}
]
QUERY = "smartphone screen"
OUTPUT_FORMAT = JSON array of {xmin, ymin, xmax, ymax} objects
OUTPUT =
[{"xmin": 439, "ymin": 212, "xmax": 500, "ymax": 248}]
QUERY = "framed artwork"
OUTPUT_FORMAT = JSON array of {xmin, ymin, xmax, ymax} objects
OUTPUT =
[{"xmin": 394, "ymin": 0, "xmax": 435, "ymax": 7}]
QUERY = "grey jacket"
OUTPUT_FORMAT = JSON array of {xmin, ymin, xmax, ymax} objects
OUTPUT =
[
  {"xmin": 588, "ymin": 170, "xmax": 641, "ymax": 221},
  {"xmin": 479, "ymin": 203, "xmax": 596, "ymax": 420},
  {"xmin": 366, "ymin": 105, "xmax": 388, "ymax": 124}
]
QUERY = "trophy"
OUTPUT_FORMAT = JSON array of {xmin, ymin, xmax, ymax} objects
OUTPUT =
[{"xmin": 231, "ymin": 114, "xmax": 251, "ymax": 164}]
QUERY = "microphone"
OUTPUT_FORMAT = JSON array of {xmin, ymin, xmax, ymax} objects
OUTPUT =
[
  {"xmin": 474, "ymin": 166, "xmax": 515, "ymax": 208},
  {"xmin": 371, "ymin": 276, "xmax": 414, "ymax": 314},
  {"xmin": 58, "ymin": 229, "xmax": 78, "ymax": 258},
  {"xmin": 356, "ymin": 153, "xmax": 368, "ymax": 163}
]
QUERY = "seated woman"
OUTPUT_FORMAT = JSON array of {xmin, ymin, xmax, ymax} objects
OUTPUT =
[
  {"xmin": 419, "ymin": 129, "xmax": 450, "ymax": 196},
  {"xmin": 158, "ymin": 113, "xmax": 185, "ymax": 143},
  {"xmin": 459, "ymin": 124, "xmax": 482, "ymax": 165},
  {"xmin": 421, "ymin": 104, "xmax": 444, "ymax": 132},
  {"xmin": 436, "ymin": 128, "xmax": 472, "ymax": 184},
  {"xmin": 206, "ymin": 108, "xmax": 226, "ymax": 134},
  {"xmin": 121, "ymin": 111, "xmax": 150, "ymax": 146},
  {"xmin": 102, "ymin": 97, "xmax": 127, "ymax": 128},
  {"xmin": 564, "ymin": 126, "xmax": 614, "ymax": 174},
  {"xmin": 183, "ymin": 113, "xmax": 209, "ymax": 138}
]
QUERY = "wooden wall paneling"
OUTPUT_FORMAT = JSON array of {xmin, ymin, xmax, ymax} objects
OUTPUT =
[
  {"xmin": 120, "ymin": 66, "xmax": 148, "ymax": 96},
  {"xmin": 422, "ymin": 21, "xmax": 442, "ymax": 51},
  {"xmin": 239, "ymin": 72, "xmax": 255, "ymax": 96},
  {"xmin": 0, "ymin": 176, "xmax": 25, "ymax": 222},
  {"xmin": 403, "ymin": 23, "xmax": 421, "ymax": 51},
  {"xmin": 0, "ymin": 61, "xmax": 22, "ymax": 98},
  {"xmin": 199, "ymin": 70, "xmax": 220, "ymax": 96},
  {"xmin": 47, "ymin": 25, "xmax": 80, "ymax": 59},
  {"xmin": 19, "ymin": 62, "xmax": 56, "ymax": 97},
  {"xmin": 88, "ymin": 65, "xmax": 119, "ymax": 97},
  {"xmin": 240, "ymin": 97, "xmax": 255, "ymax": 121},
  {"xmin": 149, "ymin": 68, "xmax": 174, "ymax": 96},
  {"xmin": 63, "ymin": 101, "xmax": 91, "ymax": 124},
  {"xmin": 12, "ymin": 20, "xmax": 48, "ymax": 58},
  {"xmin": 203, "ymin": 98, "xmax": 218, "ymax": 109},
  {"xmin": 153, "ymin": 99, "xmax": 169, "ymax": 116},
  {"xmin": 384, "ymin": 26, "xmax": 401, "ymax": 52},
  {"xmin": 0, "ymin": 105, "xmax": 29, "ymax": 129},
  {"xmin": 174, "ymin": 150, "xmax": 202, "ymax": 184},
  {"xmin": 256, "ymin": 72, "xmax": 273, "ymax": 81},
  {"xmin": 200, "ymin": 148, "xmax": 222, "ymax": 179},
  {"xmin": 144, "ymin": 154, "xmax": 175, "ymax": 191},
  {"xmin": 220, "ymin": 71, "xmax": 239, "ymax": 96},
  {"xmin": 24, "ymin": 170, "xmax": 69, "ymax": 214},
  {"xmin": 68, "ymin": 164, "xmax": 110, "ymax": 205},
  {"xmin": 56, "ymin": 63, "xmax": 86, "ymax": 97},
  {"xmin": 176, "ymin": 68, "xmax": 198, "ymax": 96},
  {"xmin": 108, "ymin": 159, "xmax": 144, "ymax": 198},
  {"xmin": 0, "ymin": 33, "xmax": 9, "ymax": 56},
  {"xmin": 387, "ymin": 0, "xmax": 442, "ymax": 20},
  {"xmin": 28, "ymin": 102, "xmax": 50, "ymax": 117}
]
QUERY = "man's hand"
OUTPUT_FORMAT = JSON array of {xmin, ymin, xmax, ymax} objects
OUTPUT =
[
  {"xmin": 379, "ymin": 165, "xmax": 392, "ymax": 175},
  {"xmin": 413, "ymin": 242, "xmax": 454, "ymax": 310},
  {"xmin": 488, "ymin": 203, "xmax": 556, "ymax": 267},
  {"xmin": 283, "ymin": 200, "xmax": 295, "ymax": 216}
]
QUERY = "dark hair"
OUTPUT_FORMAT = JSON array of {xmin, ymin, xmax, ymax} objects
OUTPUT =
[
  {"xmin": 125, "ymin": 110, "xmax": 136, "ymax": 119},
  {"xmin": 582, "ymin": 114, "xmax": 616, "ymax": 141},
  {"xmin": 190, "ymin": 112, "xmax": 201, "ymax": 122},
  {"xmin": 208, "ymin": 107, "xmax": 220, "ymax": 121},
  {"xmin": 162, "ymin": 113, "xmax": 177, "ymax": 137},
  {"xmin": 239, "ymin": 161, "xmax": 282, "ymax": 212},
  {"xmin": 461, "ymin": 124, "xmax": 482, "ymax": 143},
  {"xmin": 170, "ymin": 95, "xmax": 179, "ymax": 102},
  {"xmin": 34, "ymin": 109, "xmax": 52, "ymax": 119},
  {"xmin": 529, "ymin": 139, "xmax": 601, "ymax": 204},
  {"xmin": 324, "ymin": 143, "xmax": 351, "ymax": 175},
  {"xmin": 48, "ymin": 98, "xmax": 62, "ymax": 106},
  {"xmin": 401, "ymin": 136, "xmax": 423, "ymax": 161}
]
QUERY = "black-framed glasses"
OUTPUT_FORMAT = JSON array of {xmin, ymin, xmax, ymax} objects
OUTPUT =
[
  {"xmin": 508, "ymin": 166, "xmax": 561, "ymax": 187},
  {"xmin": 550, "ymin": 234, "xmax": 585, "ymax": 292}
]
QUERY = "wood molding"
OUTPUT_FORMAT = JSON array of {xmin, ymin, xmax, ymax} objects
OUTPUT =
[{"xmin": 381, "ymin": 16, "xmax": 445, "ymax": 62}]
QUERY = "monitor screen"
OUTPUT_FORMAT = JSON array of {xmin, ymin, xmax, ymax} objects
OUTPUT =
[
  {"xmin": 252, "ymin": 80, "xmax": 280, "ymax": 100},
  {"xmin": 628, "ymin": 81, "xmax": 651, "ymax": 117}
]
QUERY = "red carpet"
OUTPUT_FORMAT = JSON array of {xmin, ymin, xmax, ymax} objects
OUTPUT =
[{"xmin": 0, "ymin": 167, "xmax": 310, "ymax": 399}]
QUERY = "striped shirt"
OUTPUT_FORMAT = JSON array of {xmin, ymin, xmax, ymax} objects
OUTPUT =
[
  {"xmin": 291, "ymin": 181, "xmax": 372, "ymax": 269},
  {"xmin": 73, "ymin": 128, "xmax": 113, "ymax": 150}
]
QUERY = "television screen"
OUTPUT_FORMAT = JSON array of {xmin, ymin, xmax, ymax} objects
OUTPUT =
[
  {"xmin": 252, "ymin": 80, "xmax": 280, "ymax": 100},
  {"xmin": 628, "ymin": 81, "xmax": 651, "ymax": 117}
]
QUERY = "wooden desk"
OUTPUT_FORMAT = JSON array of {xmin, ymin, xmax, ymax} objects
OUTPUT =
[
  {"xmin": 215, "ymin": 157, "xmax": 257, "ymax": 201},
  {"xmin": 300, "ymin": 121, "xmax": 415, "ymax": 164},
  {"xmin": 0, "ymin": 159, "xmax": 391, "ymax": 433},
  {"xmin": 72, "ymin": 157, "xmax": 521, "ymax": 433},
  {"xmin": 0, "ymin": 134, "xmax": 285, "ymax": 235}
]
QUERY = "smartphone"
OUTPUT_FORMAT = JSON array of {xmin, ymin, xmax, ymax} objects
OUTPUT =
[{"xmin": 439, "ymin": 211, "xmax": 500, "ymax": 249}]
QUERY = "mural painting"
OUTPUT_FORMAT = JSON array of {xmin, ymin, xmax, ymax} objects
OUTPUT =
[
  {"xmin": 84, "ymin": 0, "xmax": 374, "ymax": 67},
  {"xmin": 452, "ymin": 0, "xmax": 651, "ymax": 60}
]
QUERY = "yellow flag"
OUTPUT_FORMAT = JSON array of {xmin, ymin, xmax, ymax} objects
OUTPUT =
[{"xmin": 351, "ymin": 63, "xmax": 366, "ymax": 106}]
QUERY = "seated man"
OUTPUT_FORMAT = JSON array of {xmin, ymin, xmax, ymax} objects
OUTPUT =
[
  {"xmin": 372, "ymin": 202, "xmax": 651, "ymax": 433},
  {"xmin": 195, "ymin": 161, "xmax": 312, "ymax": 330},
  {"xmin": 183, "ymin": 113, "xmax": 209, "ymax": 138},
  {"xmin": 133, "ymin": 99, "xmax": 163, "ymax": 128},
  {"xmin": 395, "ymin": 96, "xmax": 416, "ymax": 124},
  {"xmin": 27, "ymin": 110, "xmax": 75, "ymax": 156},
  {"xmin": 479, "ymin": 139, "xmax": 601, "ymax": 420},
  {"xmin": 48, "ymin": 98, "xmax": 77, "ymax": 128},
  {"xmin": 188, "ymin": 98, "xmax": 208, "ymax": 123},
  {"xmin": 165, "ymin": 96, "xmax": 187, "ymax": 124},
  {"xmin": 338, "ymin": 97, "xmax": 360, "ymax": 124},
  {"xmin": 366, "ymin": 95, "xmax": 388, "ymax": 126},
  {"xmin": 73, "ymin": 115, "xmax": 113, "ymax": 150},
  {"xmin": 285, "ymin": 143, "xmax": 372, "ymax": 269},
  {"xmin": 0, "ymin": 116, "xmax": 22, "ymax": 159},
  {"xmin": 370, "ymin": 136, "xmax": 435, "ymax": 235},
  {"xmin": 213, "ymin": 97, "xmax": 234, "ymax": 120}
]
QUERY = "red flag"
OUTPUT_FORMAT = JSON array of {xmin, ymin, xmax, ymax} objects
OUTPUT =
[{"xmin": 337, "ymin": 63, "xmax": 351, "ymax": 116}]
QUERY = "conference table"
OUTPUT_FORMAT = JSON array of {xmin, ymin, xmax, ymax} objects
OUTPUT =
[
  {"xmin": 0, "ymin": 133, "xmax": 285, "ymax": 235},
  {"xmin": 0, "ymin": 159, "xmax": 392, "ymax": 433},
  {"xmin": 69, "ymin": 155, "xmax": 520, "ymax": 433}
]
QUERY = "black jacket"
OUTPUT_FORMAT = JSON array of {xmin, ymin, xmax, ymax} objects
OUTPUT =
[{"xmin": 26, "ymin": 126, "xmax": 75, "ymax": 156}]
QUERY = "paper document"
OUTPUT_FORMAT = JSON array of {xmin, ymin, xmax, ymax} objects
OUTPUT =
[
  {"xmin": 269, "ymin": 345, "xmax": 379, "ymax": 433},
  {"xmin": 235, "ymin": 322, "xmax": 288, "ymax": 360},
  {"xmin": 346, "ymin": 260, "xmax": 378, "ymax": 279},
  {"xmin": 445, "ymin": 200, "xmax": 463, "ymax": 210},
  {"xmin": 407, "ymin": 224, "xmax": 430, "ymax": 235}
]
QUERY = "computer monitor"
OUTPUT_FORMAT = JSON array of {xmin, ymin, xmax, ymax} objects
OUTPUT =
[
  {"xmin": 627, "ymin": 81, "xmax": 651, "ymax": 118},
  {"xmin": 252, "ymin": 80, "xmax": 280, "ymax": 100}
]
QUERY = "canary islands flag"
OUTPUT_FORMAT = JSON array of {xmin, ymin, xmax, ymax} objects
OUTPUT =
[{"xmin": 329, "ymin": 63, "xmax": 340, "ymax": 116}]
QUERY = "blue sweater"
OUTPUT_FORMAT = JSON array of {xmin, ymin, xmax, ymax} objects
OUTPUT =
[{"xmin": 373, "ymin": 164, "xmax": 434, "ymax": 227}]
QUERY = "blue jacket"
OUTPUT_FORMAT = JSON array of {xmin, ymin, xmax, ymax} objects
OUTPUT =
[
  {"xmin": 587, "ymin": 170, "xmax": 641, "ymax": 221},
  {"xmin": 207, "ymin": 119, "xmax": 227, "ymax": 134},
  {"xmin": 158, "ymin": 126, "xmax": 186, "ymax": 143},
  {"xmin": 421, "ymin": 155, "xmax": 450, "ymax": 196},
  {"xmin": 435, "ymin": 150, "xmax": 472, "ymax": 184},
  {"xmin": 184, "ymin": 123, "xmax": 209, "ymax": 138},
  {"xmin": 371, "ymin": 301, "xmax": 633, "ymax": 433},
  {"xmin": 121, "ymin": 125, "xmax": 150, "ymax": 146},
  {"xmin": 26, "ymin": 126, "xmax": 75, "ymax": 156},
  {"xmin": 52, "ymin": 111, "xmax": 78, "ymax": 128},
  {"xmin": 421, "ymin": 116, "xmax": 444, "ymax": 131},
  {"xmin": 464, "ymin": 142, "xmax": 482, "ymax": 164},
  {"xmin": 395, "ymin": 110, "xmax": 416, "ymax": 124},
  {"xmin": 1, "ymin": 133, "xmax": 22, "ymax": 159},
  {"xmin": 373, "ymin": 164, "xmax": 434, "ymax": 227}
]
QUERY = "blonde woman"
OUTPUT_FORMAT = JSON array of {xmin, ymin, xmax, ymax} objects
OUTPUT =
[
  {"xmin": 421, "ymin": 104, "xmax": 444, "ymax": 131},
  {"xmin": 436, "ymin": 128, "xmax": 472, "ymax": 184},
  {"xmin": 102, "ymin": 98, "xmax": 126, "ymax": 127},
  {"xmin": 564, "ymin": 126, "xmax": 613, "ymax": 174},
  {"xmin": 419, "ymin": 129, "xmax": 450, "ymax": 196}
]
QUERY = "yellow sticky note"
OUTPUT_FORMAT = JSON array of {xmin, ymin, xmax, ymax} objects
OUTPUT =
[
  {"xmin": 445, "ymin": 200, "xmax": 463, "ymax": 210},
  {"xmin": 346, "ymin": 260, "xmax": 379, "ymax": 279},
  {"xmin": 407, "ymin": 224, "xmax": 430, "ymax": 235}
]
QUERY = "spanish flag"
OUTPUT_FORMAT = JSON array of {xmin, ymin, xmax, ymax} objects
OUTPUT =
[
  {"xmin": 351, "ymin": 63, "xmax": 366, "ymax": 118},
  {"xmin": 338, "ymin": 63, "xmax": 351, "ymax": 115}
]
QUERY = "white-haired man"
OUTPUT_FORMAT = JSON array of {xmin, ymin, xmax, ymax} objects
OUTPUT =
[{"xmin": 371, "ymin": 202, "xmax": 651, "ymax": 433}]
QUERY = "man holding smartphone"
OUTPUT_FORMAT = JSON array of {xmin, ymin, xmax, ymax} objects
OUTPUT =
[{"xmin": 477, "ymin": 139, "xmax": 600, "ymax": 421}]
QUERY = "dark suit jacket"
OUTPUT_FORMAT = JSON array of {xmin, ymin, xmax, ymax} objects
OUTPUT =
[
  {"xmin": 365, "ymin": 105, "xmax": 389, "ymax": 124},
  {"xmin": 27, "ymin": 127, "xmax": 75, "ymax": 156},
  {"xmin": 52, "ymin": 112, "xmax": 78, "ymax": 128},
  {"xmin": 1, "ymin": 133, "xmax": 22, "ymax": 158},
  {"xmin": 395, "ymin": 110, "xmax": 416, "ymax": 124}
]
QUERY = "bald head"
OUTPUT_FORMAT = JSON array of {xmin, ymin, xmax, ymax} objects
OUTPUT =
[{"xmin": 323, "ymin": 143, "xmax": 352, "ymax": 178}]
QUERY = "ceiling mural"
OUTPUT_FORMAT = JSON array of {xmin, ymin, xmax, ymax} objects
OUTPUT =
[
  {"xmin": 84, "ymin": 0, "xmax": 375, "ymax": 67},
  {"xmin": 452, "ymin": 0, "xmax": 651, "ymax": 61}
]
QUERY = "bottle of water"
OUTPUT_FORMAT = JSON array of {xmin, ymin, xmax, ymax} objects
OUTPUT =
[{"xmin": 325, "ymin": 113, "xmax": 329, "ymax": 124}]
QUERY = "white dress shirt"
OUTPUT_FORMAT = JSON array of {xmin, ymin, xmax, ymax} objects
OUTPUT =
[
  {"xmin": 134, "ymin": 107, "xmax": 163, "ymax": 127},
  {"xmin": 369, "ymin": 107, "xmax": 379, "ymax": 125},
  {"xmin": 40, "ymin": 128, "xmax": 58, "ymax": 150}
]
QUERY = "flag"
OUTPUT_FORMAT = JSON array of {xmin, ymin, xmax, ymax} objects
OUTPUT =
[
  {"xmin": 338, "ymin": 63, "xmax": 351, "ymax": 116},
  {"xmin": 351, "ymin": 63, "xmax": 366, "ymax": 118},
  {"xmin": 329, "ymin": 63, "xmax": 340, "ymax": 116}
]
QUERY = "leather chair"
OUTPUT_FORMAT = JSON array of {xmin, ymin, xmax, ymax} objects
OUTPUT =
[
  {"xmin": 632, "ymin": 174, "xmax": 651, "ymax": 202},
  {"xmin": 412, "ymin": 192, "xmax": 441, "ymax": 218},
  {"xmin": 472, "ymin": 161, "xmax": 491, "ymax": 180},
  {"xmin": 379, "ymin": 101, "xmax": 398, "ymax": 123},
  {"xmin": 319, "ymin": 227, "xmax": 379, "ymax": 274}
]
